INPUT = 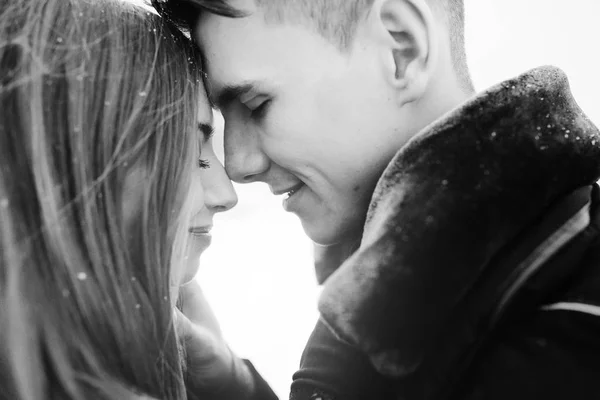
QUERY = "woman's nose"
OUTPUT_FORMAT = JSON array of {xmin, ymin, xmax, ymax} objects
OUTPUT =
[{"xmin": 201, "ymin": 158, "xmax": 238, "ymax": 213}]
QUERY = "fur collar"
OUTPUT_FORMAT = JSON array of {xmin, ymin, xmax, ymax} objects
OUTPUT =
[{"xmin": 319, "ymin": 66, "xmax": 600, "ymax": 384}]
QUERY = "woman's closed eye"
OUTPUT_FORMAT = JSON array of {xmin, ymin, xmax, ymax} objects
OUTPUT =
[
  {"xmin": 197, "ymin": 122, "xmax": 214, "ymax": 169},
  {"xmin": 198, "ymin": 159, "xmax": 210, "ymax": 169}
]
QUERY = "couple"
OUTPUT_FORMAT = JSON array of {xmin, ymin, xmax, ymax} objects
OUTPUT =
[{"xmin": 2, "ymin": 1, "xmax": 600, "ymax": 400}]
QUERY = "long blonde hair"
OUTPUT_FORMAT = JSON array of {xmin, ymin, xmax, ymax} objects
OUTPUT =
[{"xmin": 0, "ymin": 0, "xmax": 202, "ymax": 398}]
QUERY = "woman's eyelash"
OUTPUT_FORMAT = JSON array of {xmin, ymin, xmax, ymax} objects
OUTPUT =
[{"xmin": 197, "ymin": 159, "xmax": 210, "ymax": 169}]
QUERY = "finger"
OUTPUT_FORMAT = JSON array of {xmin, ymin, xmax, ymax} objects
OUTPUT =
[
  {"xmin": 173, "ymin": 308, "xmax": 217, "ymax": 348},
  {"xmin": 179, "ymin": 280, "xmax": 206, "ymax": 312},
  {"xmin": 173, "ymin": 307, "xmax": 233, "ymax": 381},
  {"xmin": 178, "ymin": 281, "xmax": 223, "ymax": 337},
  {"xmin": 172, "ymin": 308, "xmax": 193, "ymax": 340}
]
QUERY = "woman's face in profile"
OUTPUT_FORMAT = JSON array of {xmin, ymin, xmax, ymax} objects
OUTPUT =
[
  {"xmin": 177, "ymin": 92, "xmax": 238, "ymax": 287},
  {"xmin": 121, "ymin": 89, "xmax": 237, "ymax": 292}
]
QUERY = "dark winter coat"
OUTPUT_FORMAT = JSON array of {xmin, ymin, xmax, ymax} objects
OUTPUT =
[{"xmin": 292, "ymin": 66, "xmax": 600, "ymax": 400}]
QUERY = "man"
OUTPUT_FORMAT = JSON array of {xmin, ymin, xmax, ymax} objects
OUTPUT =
[{"xmin": 153, "ymin": 0, "xmax": 600, "ymax": 399}]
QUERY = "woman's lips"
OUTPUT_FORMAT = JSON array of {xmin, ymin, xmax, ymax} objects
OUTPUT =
[
  {"xmin": 188, "ymin": 226, "xmax": 212, "ymax": 251},
  {"xmin": 188, "ymin": 226, "xmax": 212, "ymax": 237}
]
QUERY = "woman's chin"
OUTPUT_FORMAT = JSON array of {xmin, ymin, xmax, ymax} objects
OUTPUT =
[
  {"xmin": 170, "ymin": 256, "xmax": 201, "ymax": 305},
  {"xmin": 171, "ymin": 236, "xmax": 210, "ymax": 301},
  {"xmin": 180, "ymin": 254, "xmax": 202, "ymax": 285},
  {"xmin": 182, "ymin": 235, "xmax": 211, "ymax": 281}
]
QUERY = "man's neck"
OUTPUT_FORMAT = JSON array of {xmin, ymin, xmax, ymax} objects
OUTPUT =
[
  {"xmin": 401, "ymin": 82, "xmax": 472, "ymax": 149},
  {"xmin": 429, "ymin": 80, "xmax": 474, "ymax": 122}
]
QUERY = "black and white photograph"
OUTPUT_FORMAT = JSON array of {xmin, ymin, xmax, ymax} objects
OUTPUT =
[{"xmin": 1, "ymin": 0, "xmax": 599, "ymax": 399}]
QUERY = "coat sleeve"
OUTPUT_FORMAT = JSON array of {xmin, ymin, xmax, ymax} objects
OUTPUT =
[
  {"xmin": 452, "ymin": 219, "xmax": 600, "ymax": 400},
  {"xmin": 243, "ymin": 359, "xmax": 279, "ymax": 400},
  {"xmin": 191, "ymin": 359, "xmax": 278, "ymax": 400},
  {"xmin": 451, "ymin": 307, "xmax": 600, "ymax": 400},
  {"xmin": 290, "ymin": 319, "xmax": 395, "ymax": 400}
]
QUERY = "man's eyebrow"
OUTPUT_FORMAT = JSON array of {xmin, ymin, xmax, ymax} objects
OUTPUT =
[
  {"xmin": 198, "ymin": 122, "xmax": 214, "ymax": 141},
  {"xmin": 211, "ymin": 83, "xmax": 256, "ymax": 110}
]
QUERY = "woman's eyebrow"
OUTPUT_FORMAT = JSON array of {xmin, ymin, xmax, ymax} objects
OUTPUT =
[{"xmin": 198, "ymin": 122, "xmax": 214, "ymax": 140}]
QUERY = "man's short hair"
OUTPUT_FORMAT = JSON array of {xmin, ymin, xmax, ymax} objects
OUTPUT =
[{"xmin": 152, "ymin": 0, "xmax": 473, "ymax": 92}]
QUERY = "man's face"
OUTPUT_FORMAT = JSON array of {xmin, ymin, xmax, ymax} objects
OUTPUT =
[{"xmin": 195, "ymin": 3, "xmax": 404, "ymax": 245}]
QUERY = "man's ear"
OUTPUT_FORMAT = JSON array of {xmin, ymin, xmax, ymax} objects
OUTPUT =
[{"xmin": 373, "ymin": 0, "xmax": 438, "ymax": 105}]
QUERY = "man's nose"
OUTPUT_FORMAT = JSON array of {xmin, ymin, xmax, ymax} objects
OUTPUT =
[{"xmin": 224, "ymin": 123, "xmax": 269, "ymax": 184}]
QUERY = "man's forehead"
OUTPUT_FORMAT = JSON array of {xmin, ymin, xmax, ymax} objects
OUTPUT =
[
  {"xmin": 196, "ymin": 87, "xmax": 213, "ymax": 120},
  {"xmin": 198, "ymin": 51, "xmax": 260, "ymax": 111},
  {"xmin": 193, "ymin": 0, "xmax": 260, "ymax": 42},
  {"xmin": 193, "ymin": 9, "xmax": 252, "ymax": 78},
  {"xmin": 193, "ymin": 10, "xmax": 278, "ymax": 103}
]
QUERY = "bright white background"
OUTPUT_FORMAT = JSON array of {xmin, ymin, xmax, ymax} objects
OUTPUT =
[{"xmin": 131, "ymin": 0, "xmax": 600, "ymax": 397}]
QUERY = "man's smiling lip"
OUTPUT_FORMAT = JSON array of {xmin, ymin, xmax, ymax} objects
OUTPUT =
[{"xmin": 271, "ymin": 182, "xmax": 305, "ymax": 196}]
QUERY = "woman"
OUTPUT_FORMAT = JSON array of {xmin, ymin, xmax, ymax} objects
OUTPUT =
[{"xmin": 0, "ymin": 0, "xmax": 272, "ymax": 399}]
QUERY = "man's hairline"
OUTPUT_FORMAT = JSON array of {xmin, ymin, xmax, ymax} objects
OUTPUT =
[
  {"xmin": 188, "ymin": 0, "xmax": 373, "ymax": 54},
  {"xmin": 188, "ymin": 7, "xmax": 354, "ymax": 112},
  {"xmin": 189, "ymin": 1, "xmax": 466, "ymax": 105}
]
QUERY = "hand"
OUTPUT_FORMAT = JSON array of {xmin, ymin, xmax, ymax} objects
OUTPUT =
[
  {"xmin": 174, "ymin": 281, "xmax": 255, "ymax": 398},
  {"xmin": 177, "ymin": 279, "xmax": 224, "ymax": 342}
]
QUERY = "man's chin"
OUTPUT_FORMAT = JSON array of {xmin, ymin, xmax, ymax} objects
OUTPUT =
[
  {"xmin": 301, "ymin": 220, "xmax": 348, "ymax": 246},
  {"xmin": 301, "ymin": 212, "xmax": 366, "ymax": 246}
]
